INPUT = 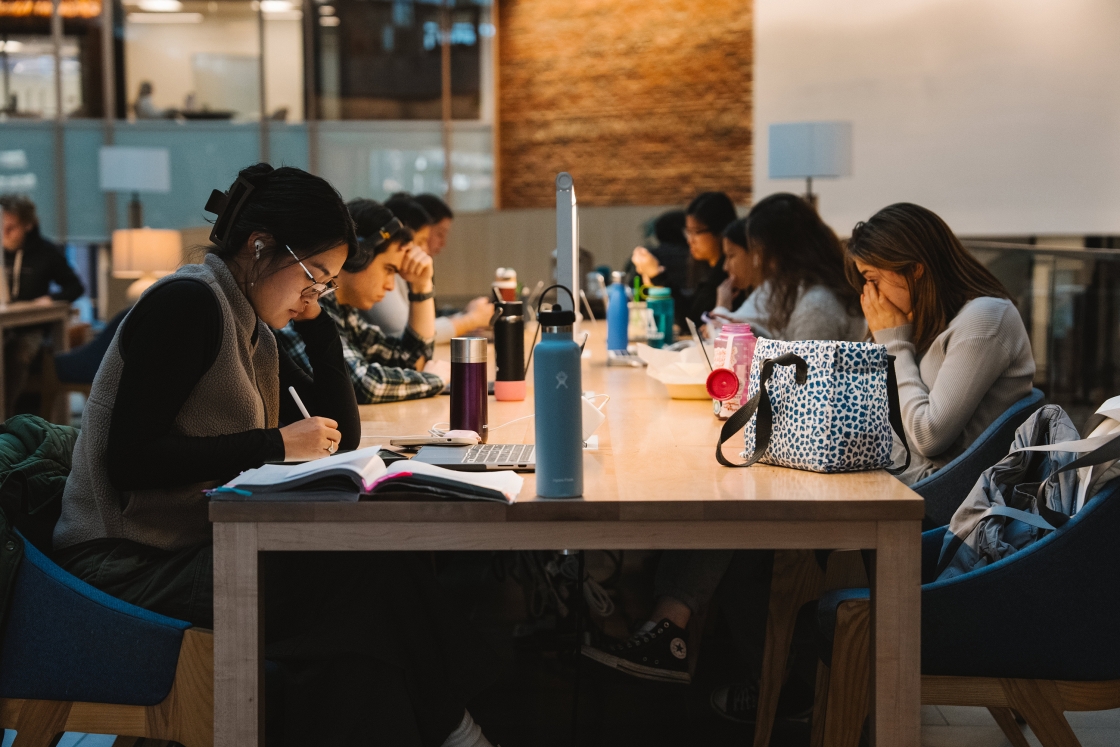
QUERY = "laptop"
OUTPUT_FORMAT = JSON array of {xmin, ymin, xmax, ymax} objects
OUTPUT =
[{"xmin": 411, "ymin": 443, "xmax": 536, "ymax": 472}]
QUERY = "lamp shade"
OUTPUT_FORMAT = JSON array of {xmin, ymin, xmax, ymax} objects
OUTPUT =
[
  {"xmin": 768, "ymin": 121, "xmax": 853, "ymax": 179},
  {"xmin": 99, "ymin": 146, "xmax": 172, "ymax": 193},
  {"xmin": 112, "ymin": 228, "xmax": 182, "ymax": 277}
]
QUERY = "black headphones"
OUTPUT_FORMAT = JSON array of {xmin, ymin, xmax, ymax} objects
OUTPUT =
[
  {"xmin": 357, "ymin": 216, "xmax": 405, "ymax": 249},
  {"xmin": 204, "ymin": 176, "xmax": 258, "ymax": 248}
]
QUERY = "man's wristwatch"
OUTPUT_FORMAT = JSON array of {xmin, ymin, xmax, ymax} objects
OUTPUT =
[{"xmin": 408, "ymin": 289, "xmax": 434, "ymax": 303}]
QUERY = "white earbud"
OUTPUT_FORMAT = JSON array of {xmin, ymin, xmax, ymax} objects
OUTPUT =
[{"xmin": 254, "ymin": 240, "xmax": 263, "ymax": 260}]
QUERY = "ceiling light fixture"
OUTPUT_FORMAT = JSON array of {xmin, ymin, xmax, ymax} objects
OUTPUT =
[
  {"xmin": 137, "ymin": 0, "xmax": 183, "ymax": 11},
  {"xmin": 128, "ymin": 11, "xmax": 203, "ymax": 22}
]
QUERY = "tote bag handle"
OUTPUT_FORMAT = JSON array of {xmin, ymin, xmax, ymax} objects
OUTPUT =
[{"xmin": 716, "ymin": 353, "xmax": 911, "ymax": 475}]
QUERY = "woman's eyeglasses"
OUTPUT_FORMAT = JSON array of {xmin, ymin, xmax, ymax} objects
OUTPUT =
[{"xmin": 286, "ymin": 245, "xmax": 338, "ymax": 299}]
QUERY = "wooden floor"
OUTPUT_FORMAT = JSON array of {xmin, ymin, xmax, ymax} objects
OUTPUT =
[
  {"xmin": 27, "ymin": 707, "xmax": 1120, "ymax": 746},
  {"xmin": 921, "ymin": 706, "xmax": 1120, "ymax": 747}
]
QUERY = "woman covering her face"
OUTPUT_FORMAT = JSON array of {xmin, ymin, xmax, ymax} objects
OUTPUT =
[{"xmin": 846, "ymin": 202, "xmax": 1035, "ymax": 485}]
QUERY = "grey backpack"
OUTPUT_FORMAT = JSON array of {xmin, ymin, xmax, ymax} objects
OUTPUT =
[{"xmin": 936, "ymin": 405, "xmax": 1120, "ymax": 580}]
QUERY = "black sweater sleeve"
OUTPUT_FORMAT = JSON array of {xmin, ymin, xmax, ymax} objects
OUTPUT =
[
  {"xmin": 106, "ymin": 280, "xmax": 285, "ymax": 491},
  {"xmin": 278, "ymin": 313, "xmax": 361, "ymax": 451},
  {"xmin": 45, "ymin": 240, "xmax": 85, "ymax": 302}
]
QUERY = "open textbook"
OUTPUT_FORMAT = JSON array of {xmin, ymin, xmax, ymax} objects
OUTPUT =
[{"xmin": 208, "ymin": 446, "xmax": 523, "ymax": 504}]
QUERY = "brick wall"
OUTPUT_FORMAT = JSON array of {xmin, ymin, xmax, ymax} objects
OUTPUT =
[{"xmin": 497, "ymin": 0, "xmax": 753, "ymax": 209}]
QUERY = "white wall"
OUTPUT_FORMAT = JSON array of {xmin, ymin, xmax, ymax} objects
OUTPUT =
[
  {"xmin": 124, "ymin": 13, "xmax": 303, "ymax": 120},
  {"xmin": 753, "ymin": 0, "xmax": 1120, "ymax": 236}
]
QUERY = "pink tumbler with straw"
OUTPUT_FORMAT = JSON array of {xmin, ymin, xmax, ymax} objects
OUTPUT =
[{"xmin": 707, "ymin": 323, "xmax": 756, "ymax": 420}]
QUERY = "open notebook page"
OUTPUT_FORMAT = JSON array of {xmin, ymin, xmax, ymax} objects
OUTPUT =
[
  {"xmin": 228, "ymin": 446, "xmax": 386, "ymax": 491},
  {"xmin": 372, "ymin": 459, "xmax": 524, "ymax": 503}
]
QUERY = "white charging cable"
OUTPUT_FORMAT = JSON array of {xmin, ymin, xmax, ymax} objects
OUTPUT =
[{"xmin": 429, "ymin": 414, "xmax": 536, "ymax": 438}]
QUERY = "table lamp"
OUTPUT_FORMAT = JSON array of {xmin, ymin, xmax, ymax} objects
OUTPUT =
[
  {"xmin": 99, "ymin": 146, "xmax": 172, "ymax": 228},
  {"xmin": 768, "ymin": 121, "xmax": 853, "ymax": 209},
  {"xmin": 112, "ymin": 228, "xmax": 182, "ymax": 300}
]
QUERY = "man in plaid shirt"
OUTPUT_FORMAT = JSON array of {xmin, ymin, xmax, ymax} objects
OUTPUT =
[
  {"xmin": 277, "ymin": 295, "xmax": 444, "ymax": 403},
  {"xmin": 276, "ymin": 198, "xmax": 451, "ymax": 404}
]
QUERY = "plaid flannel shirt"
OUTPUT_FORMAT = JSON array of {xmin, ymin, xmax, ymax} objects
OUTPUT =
[{"xmin": 276, "ymin": 296, "xmax": 444, "ymax": 404}]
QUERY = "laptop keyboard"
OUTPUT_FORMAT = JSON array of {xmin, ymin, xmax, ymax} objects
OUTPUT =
[{"xmin": 463, "ymin": 444, "xmax": 535, "ymax": 465}]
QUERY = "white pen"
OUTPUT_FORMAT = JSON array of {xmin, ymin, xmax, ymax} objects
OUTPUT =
[{"xmin": 288, "ymin": 386, "xmax": 312, "ymax": 420}]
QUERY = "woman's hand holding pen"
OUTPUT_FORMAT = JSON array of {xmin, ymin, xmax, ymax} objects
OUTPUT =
[{"xmin": 280, "ymin": 417, "xmax": 341, "ymax": 461}]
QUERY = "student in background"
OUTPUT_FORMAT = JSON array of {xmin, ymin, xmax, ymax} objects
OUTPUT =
[
  {"xmin": 582, "ymin": 193, "xmax": 869, "ymax": 719},
  {"xmin": 361, "ymin": 194, "xmax": 434, "ymax": 337},
  {"xmin": 711, "ymin": 193, "xmax": 865, "ymax": 341},
  {"xmin": 413, "ymin": 193, "xmax": 494, "ymax": 343},
  {"xmin": 682, "ymin": 191, "xmax": 738, "ymax": 328},
  {"xmin": 53, "ymin": 166, "xmax": 498, "ymax": 746},
  {"xmin": 847, "ymin": 202, "xmax": 1034, "ymax": 485},
  {"xmin": 0, "ymin": 194, "xmax": 85, "ymax": 412},
  {"xmin": 629, "ymin": 209, "xmax": 695, "ymax": 329},
  {"xmin": 278, "ymin": 198, "xmax": 449, "ymax": 404}
]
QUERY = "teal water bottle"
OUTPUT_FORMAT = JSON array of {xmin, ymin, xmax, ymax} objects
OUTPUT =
[
  {"xmin": 606, "ymin": 271, "xmax": 629, "ymax": 352},
  {"xmin": 646, "ymin": 286, "xmax": 675, "ymax": 348},
  {"xmin": 533, "ymin": 286, "xmax": 583, "ymax": 498}
]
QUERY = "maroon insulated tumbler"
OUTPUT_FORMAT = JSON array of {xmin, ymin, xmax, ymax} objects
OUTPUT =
[{"xmin": 450, "ymin": 337, "xmax": 489, "ymax": 443}]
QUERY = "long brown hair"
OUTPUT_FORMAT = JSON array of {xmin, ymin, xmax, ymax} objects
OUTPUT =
[
  {"xmin": 844, "ymin": 203, "xmax": 1008, "ymax": 354},
  {"xmin": 726, "ymin": 193, "xmax": 860, "ymax": 334}
]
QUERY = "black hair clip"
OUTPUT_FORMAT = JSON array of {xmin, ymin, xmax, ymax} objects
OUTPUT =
[
  {"xmin": 204, "ymin": 176, "xmax": 257, "ymax": 248},
  {"xmin": 378, "ymin": 217, "xmax": 403, "ymax": 241}
]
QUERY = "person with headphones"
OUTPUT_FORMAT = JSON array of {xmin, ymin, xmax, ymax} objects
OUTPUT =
[{"xmin": 276, "ymin": 198, "xmax": 451, "ymax": 404}]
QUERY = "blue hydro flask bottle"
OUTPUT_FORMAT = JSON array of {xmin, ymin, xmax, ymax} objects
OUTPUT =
[
  {"xmin": 606, "ymin": 271, "xmax": 629, "ymax": 352},
  {"xmin": 534, "ymin": 286, "xmax": 584, "ymax": 498}
]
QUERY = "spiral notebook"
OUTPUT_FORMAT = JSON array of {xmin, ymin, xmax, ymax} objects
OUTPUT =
[{"xmin": 208, "ymin": 446, "xmax": 522, "ymax": 504}]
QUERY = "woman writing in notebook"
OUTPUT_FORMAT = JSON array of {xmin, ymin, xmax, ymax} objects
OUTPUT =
[
  {"xmin": 277, "ymin": 198, "xmax": 451, "ymax": 404},
  {"xmin": 53, "ymin": 165, "xmax": 500, "ymax": 747}
]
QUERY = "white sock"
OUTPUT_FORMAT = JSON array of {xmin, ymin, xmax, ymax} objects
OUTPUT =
[{"xmin": 440, "ymin": 709, "xmax": 494, "ymax": 747}]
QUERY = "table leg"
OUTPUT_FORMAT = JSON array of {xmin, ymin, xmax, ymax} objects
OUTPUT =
[
  {"xmin": 213, "ymin": 522, "xmax": 263, "ymax": 747},
  {"xmin": 52, "ymin": 315, "xmax": 68, "ymax": 423},
  {"xmin": 870, "ymin": 520, "xmax": 921, "ymax": 746},
  {"xmin": 0, "ymin": 324, "xmax": 7, "ymax": 421}
]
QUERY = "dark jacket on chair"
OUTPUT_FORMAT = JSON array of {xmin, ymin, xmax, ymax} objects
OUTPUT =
[{"xmin": 0, "ymin": 415, "xmax": 78, "ymax": 630}]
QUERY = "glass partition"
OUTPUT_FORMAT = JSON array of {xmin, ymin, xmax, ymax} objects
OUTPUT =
[
  {"xmin": 972, "ymin": 241, "xmax": 1120, "ymax": 429},
  {"xmin": 312, "ymin": 0, "xmax": 490, "ymax": 121},
  {"xmin": 318, "ymin": 120, "xmax": 491, "ymax": 208}
]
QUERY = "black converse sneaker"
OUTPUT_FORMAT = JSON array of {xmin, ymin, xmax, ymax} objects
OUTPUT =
[
  {"xmin": 710, "ymin": 680, "xmax": 815, "ymax": 723},
  {"xmin": 710, "ymin": 682, "xmax": 760, "ymax": 723},
  {"xmin": 581, "ymin": 619, "xmax": 691, "ymax": 684}
]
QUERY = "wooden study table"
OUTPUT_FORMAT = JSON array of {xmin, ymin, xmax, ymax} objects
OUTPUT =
[
  {"xmin": 211, "ymin": 322, "xmax": 923, "ymax": 746},
  {"xmin": 0, "ymin": 300, "xmax": 70, "ymax": 418}
]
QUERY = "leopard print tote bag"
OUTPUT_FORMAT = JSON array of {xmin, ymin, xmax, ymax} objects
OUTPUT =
[{"xmin": 715, "ymin": 339, "xmax": 911, "ymax": 474}]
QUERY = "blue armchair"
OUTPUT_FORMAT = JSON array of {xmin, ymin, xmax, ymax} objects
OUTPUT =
[
  {"xmin": 0, "ymin": 534, "xmax": 212, "ymax": 747},
  {"xmin": 911, "ymin": 388, "xmax": 1045, "ymax": 528},
  {"xmin": 750, "ymin": 388, "xmax": 1046, "ymax": 747},
  {"xmin": 811, "ymin": 478, "xmax": 1120, "ymax": 747}
]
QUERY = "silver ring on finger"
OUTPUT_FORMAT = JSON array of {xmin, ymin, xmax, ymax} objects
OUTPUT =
[{"xmin": 327, "ymin": 440, "xmax": 338, "ymax": 454}]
